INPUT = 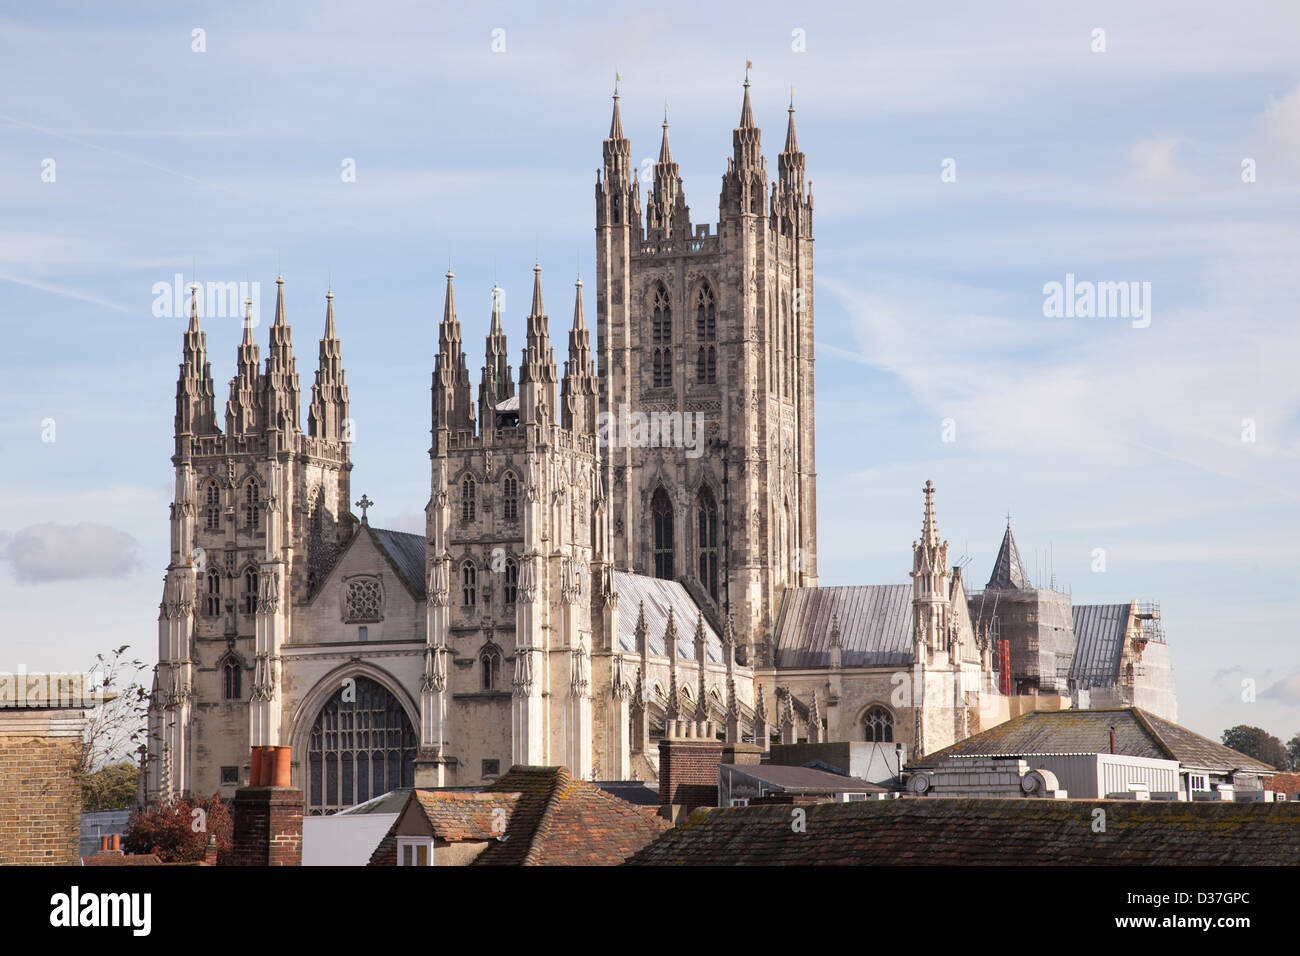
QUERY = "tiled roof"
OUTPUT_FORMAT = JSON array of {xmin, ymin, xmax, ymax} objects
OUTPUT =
[
  {"xmin": 625, "ymin": 799, "xmax": 1300, "ymax": 865},
  {"xmin": 915, "ymin": 707, "xmax": 1275, "ymax": 774},
  {"xmin": 613, "ymin": 571, "xmax": 722, "ymax": 662},
  {"xmin": 773, "ymin": 585, "xmax": 912, "ymax": 668},
  {"xmin": 370, "ymin": 527, "xmax": 427, "ymax": 599},
  {"xmin": 475, "ymin": 765, "xmax": 670, "ymax": 866},
  {"xmin": 1070, "ymin": 604, "xmax": 1129, "ymax": 689},
  {"xmin": 1265, "ymin": 773, "xmax": 1300, "ymax": 796},
  {"xmin": 412, "ymin": 791, "xmax": 520, "ymax": 841}
]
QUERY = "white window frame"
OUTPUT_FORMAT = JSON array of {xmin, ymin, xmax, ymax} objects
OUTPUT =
[
  {"xmin": 1186, "ymin": 773, "xmax": 1209, "ymax": 799},
  {"xmin": 396, "ymin": 836, "xmax": 434, "ymax": 867},
  {"xmin": 729, "ymin": 798, "xmax": 749, "ymax": 807}
]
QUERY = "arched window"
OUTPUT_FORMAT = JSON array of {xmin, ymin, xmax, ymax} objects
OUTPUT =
[
  {"xmin": 203, "ymin": 482, "xmax": 221, "ymax": 531},
  {"xmin": 651, "ymin": 283, "xmax": 672, "ymax": 388},
  {"xmin": 696, "ymin": 346, "xmax": 717, "ymax": 385},
  {"xmin": 222, "ymin": 657, "xmax": 241, "ymax": 700},
  {"xmin": 502, "ymin": 473, "xmax": 518, "ymax": 523},
  {"xmin": 695, "ymin": 284, "xmax": 717, "ymax": 341},
  {"xmin": 651, "ymin": 488, "xmax": 674, "ymax": 580},
  {"xmin": 306, "ymin": 676, "xmax": 416, "ymax": 814},
  {"xmin": 461, "ymin": 561, "xmax": 477, "ymax": 606},
  {"xmin": 241, "ymin": 567, "xmax": 258, "ymax": 615},
  {"xmin": 204, "ymin": 568, "xmax": 222, "ymax": 617},
  {"xmin": 243, "ymin": 482, "xmax": 260, "ymax": 531},
  {"xmin": 480, "ymin": 646, "xmax": 502, "ymax": 691},
  {"xmin": 461, "ymin": 476, "xmax": 476, "ymax": 522},
  {"xmin": 864, "ymin": 706, "xmax": 894, "ymax": 743},
  {"xmin": 503, "ymin": 558, "xmax": 518, "ymax": 604},
  {"xmin": 696, "ymin": 487, "xmax": 718, "ymax": 601}
]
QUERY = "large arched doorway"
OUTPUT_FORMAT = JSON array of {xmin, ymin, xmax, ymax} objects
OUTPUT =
[{"xmin": 306, "ymin": 676, "xmax": 416, "ymax": 815}]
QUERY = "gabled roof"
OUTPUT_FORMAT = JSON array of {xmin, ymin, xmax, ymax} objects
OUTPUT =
[
  {"xmin": 625, "ymin": 799, "xmax": 1300, "ymax": 866},
  {"xmin": 369, "ymin": 527, "xmax": 427, "ymax": 599},
  {"xmin": 614, "ymin": 571, "xmax": 723, "ymax": 662},
  {"xmin": 986, "ymin": 524, "xmax": 1029, "ymax": 590},
  {"xmin": 1070, "ymin": 604, "xmax": 1130, "ymax": 689},
  {"xmin": 916, "ymin": 707, "xmax": 1274, "ymax": 774},
  {"xmin": 773, "ymin": 585, "xmax": 912, "ymax": 668},
  {"xmin": 367, "ymin": 790, "xmax": 521, "ymax": 865},
  {"xmin": 474, "ymin": 765, "xmax": 669, "ymax": 866}
]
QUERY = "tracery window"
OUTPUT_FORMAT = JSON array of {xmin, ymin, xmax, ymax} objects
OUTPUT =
[
  {"xmin": 697, "ymin": 487, "xmax": 718, "ymax": 601},
  {"xmin": 651, "ymin": 489, "xmax": 674, "ymax": 580},
  {"xmin": 241, "ymin": 567, "xmax": 258, "ymax": 615},
  {"xmin": 651, "ymin": 283, "xmax": 672, "ymax": 388},
  {"xmin": 461, "ymin": 561, "xmax": 477, "ymax": 606},
  {"xmin": 204, "ymin": 568, "xmax": 222, "ymax": 617},
  {"xmin": 306, "ymin": 676, "xmax": 416, "ymax": 815},
  {"xmin": 502, "ymin": 473, "xmax": 519, "ymax": 522},
  {"xmin": 480, "ymin": 646, "xmax": 502, "ymax": 691},
  {"xmin": 864, "ymin": 706, "xmax": 894, "ymax": 743},
  {"xmin": 221, "ymin": 657, "xmax": 241, "ymax": 700},
  {"xmin": 243, "ymin": 482, "xmax": 260, "ymax": 531},
  {"xmin": 203, "ymin": 482, "xmax": 221, "ymax": 531},
  {"xmin": 696, "ymin": 346, "xmax": 717, "ymax": 385},
  {"xmin": 695, "ymin": 284, "xmax": 716, "ymax": 340},
  {"xmin": 461, "ymin": 476, "xmax": 476, "ymax": 522},
  {"xmin": 344, "ymin": 577, "xmax": 382, "ymax": 622},
  {"xmin": 503, "ymin": 558, "xmax": 518, "ymax": 605}
]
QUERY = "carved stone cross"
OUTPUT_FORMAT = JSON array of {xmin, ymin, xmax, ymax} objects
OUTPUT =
[{"xmin": 356, "ymin": 494, "xmax": 374, "ymax": 523}]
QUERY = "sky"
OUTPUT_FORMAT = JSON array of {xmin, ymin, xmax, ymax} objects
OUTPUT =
[{"xmin": 0, "ymin": 0, "xmax": 1297, "ymax": 744}]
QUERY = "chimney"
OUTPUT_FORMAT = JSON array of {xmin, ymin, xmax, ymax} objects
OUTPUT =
[
  {"xmin": 1109, "ymin": 726, "xmax": 1116, "ymax": 755},
  {"xmin": 658, "ymin": 735, "xmax": 725, "ymax": 822},
  {"xmin": 232, "ymin": 746, "xmax": 303, "ymax": 866}
]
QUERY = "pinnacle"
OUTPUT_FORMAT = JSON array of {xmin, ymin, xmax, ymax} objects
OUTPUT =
[
  {"xmin": 530, "ymin": 263, "xmax": 545, "ymax": 318},
  {"xmin": 273, "ymin": 275, "xmax": 286, "ymax": 327}
]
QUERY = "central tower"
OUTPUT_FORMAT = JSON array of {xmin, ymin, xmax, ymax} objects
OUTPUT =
[{"xmin": 595, "ymin": 76, "xmax": 817, "ymax": 661}]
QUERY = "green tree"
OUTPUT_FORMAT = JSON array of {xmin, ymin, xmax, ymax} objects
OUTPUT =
[
  {"xmin": 1286, "ymin": 734, "xmax": 1300, "ymax": 772},
  {"xmin": 1220, "ymin": 725, "xmax": 1288, "ymax": 769},
  {"xmin": 82, "ymin": 761, "xmax": 139, "ymax": 811}
]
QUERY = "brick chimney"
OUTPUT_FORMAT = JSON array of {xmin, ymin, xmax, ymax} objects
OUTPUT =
[
  {"xmin": 658, "ymin": 737, "xmax": 725, "ymax": 821},
  {"xmin": 231, "ymin": 746, "xmax": 302, "ymax": 866}
]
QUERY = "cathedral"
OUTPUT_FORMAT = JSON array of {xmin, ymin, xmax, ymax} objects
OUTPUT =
[{"xmin": 147, "ymin": 80, "xmax": 1022, "ymax": 810}]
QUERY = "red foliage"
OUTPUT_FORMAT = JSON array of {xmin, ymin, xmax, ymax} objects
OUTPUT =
[{"xmin": 123, "ymin": 794, "xmax": 233, "ymax": 863}]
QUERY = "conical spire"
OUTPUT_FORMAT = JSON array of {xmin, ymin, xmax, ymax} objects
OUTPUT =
[
  {"xmin": 519, "ymin": 264, "xmax": 557, "ymax": 426},
  {"xmin": 726, "ymin": 66, "xmax": 765, "ymax": 199},
  {"xmin": 784, "ymin": 94, "xmax": 799, "ymax": 153},
  {"xmin": 648, "ymin": 105, "xmax": 689, "ymax": 241},
  {"xmin": 986, "ymin": 519, "xmax": 1029, "ymax": 590},
  {"xmin": 175, "ymin": 283, "xmax": 218, "ymax": 443},
  {"xmin": 433, "ymin": 270, "xmax": 474, "ymax": 432},
  {"xmin": 308, "ymin": 290, "xmax": 349, "ymax": 443},
  {"xmin": 272, "ymin": 274, "xmax": 287, "ymax": 326},
  {"xmin": 226, "ymin": 294, "xmax": 262, "ymax": 436},
  {"xmin": 240, "ymin": 295, "xmax": 256, "ymax": 348},
  {"xmin": 739, "ymin": 73, "xmax": 755, "ymax": 129},
  {"xmin": 921, "ymin": 479, "xmax": 939, "ymax": 549},
  {"xmin": 778, "ymin": 88, "xmax": 808, "ymax": 204},
  {"xmin": 529, "ymin": 262, "xmax": 545, "ymax": 318},
  {"xmin": 263, "ymin": 275, "xmax": 301, "ymax": 435},
  {"xmin": 609, "ymin": 85, "xmax": 625, "ymax": 140},
  {"xmin": 658, "ymin": 107, "xmax": 673, "ymax": 164}
]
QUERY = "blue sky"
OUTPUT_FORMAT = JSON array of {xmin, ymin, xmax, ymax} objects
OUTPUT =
[{"xmin": 1, "ymin": 0, "xmax": 1297, "ymax": 743}]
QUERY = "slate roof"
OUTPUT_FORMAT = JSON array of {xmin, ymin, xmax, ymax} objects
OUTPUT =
[
  {"xmin": 724, "ymin": 764, "xmax": 888, "ymax": 794},
  {"xmin": 773, "ymin": 585, "xmax": 912, "ymax": 668},
  {"xmin": 985, "ymin": 524, "xmax": 1029, "ymax": 590},
  {"xmin": 1070, "ymin": 603, "xmax": 1129, "ymax": 689},
  {"xmin": 369, "ymin": 527, "xmax": 427, "ymax": 599},
  {"xmin": 475, "ymin": 765, "xmax": 670, "ymax": 866},
  {"xmin": 915, "ymin": 707, "xmax": 1275, "ymax": 774},
  {"xmin": 614, "ymin": 571, "xmax": 723, "ymax": 662},
  {"xmin": 625, "ymin": 798, "xmax": 1300, "ymax": 865}
]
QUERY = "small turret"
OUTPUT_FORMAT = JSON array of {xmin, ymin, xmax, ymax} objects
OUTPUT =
[
  {"xmin": 262, "ymin": 276, "xmax": 302, "ymax": 437},
  {"xmin": 226, "ymin": 296, "xmax": 262, "ymax": 436},
  {"xmin": 174, "ymin": 283, "xmax": 219, "ymax": 451},
  {"xmin": 646, "ymin": 107, "xmax": 691, "ymax": 242},
  {"xmin": 561, "ymin": 277, "xmax": 598, "ymax": 433},
  {"xmin": 307, "ymin": 290, "xmax": 350, "ymax": 443},
  {"xmin": 479, "ymin": 284, "xmax": 515, "ymax": 431},
  {"xmin": 518, "ymin": 264, "xmax": 558, "ymax": 427},
  {"xmin": 431, "ymin": 270, "xmax": 475, "ymax": 433}
]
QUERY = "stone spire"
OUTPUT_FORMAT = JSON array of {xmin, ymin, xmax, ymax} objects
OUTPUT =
[
  {"xmin": 226, "ymin": 294, "xmax": 262, "ymax": 436},
  {"xmin": 911, "ymin": 479, "xmax": 951, "ymax": 651},
  {"xmin": 308, "ymin": 290, "xmax": 349, "ymax": 443},
  {"xmin": 174, "ymin": 282, "xmax": 218, "ymax": 447},
  {"xmin": 986, "ymin": 519, "xmax": 1029, "ymax": 591},
  {"xmin": 732, "ymin": 70, "xmax": 763, "ymax": 171},
  {"xmin": 432, "ymin": 270, "xmax": 475, "ymax": 432},
  {"xmin": 778, "ymin": 92, "xmax": 806, "ymax": 196},
  {"xmin": 561, "ymin": 277, "xmax": 598, "ymax": 433},
  {"xmin": 518, "ymin": 264, "xmax": 558, "ymax": 426},
  {"xmin": 478, "ymin": 284, "xmax": 515, "ymax": 430},
  {"xmin": 723, "ymin": 67, "xmax": 766, "ymax": 218},
  {"xmin": 647, "ymin": 107, "xmax": 690, "ymax": 242},
  {"xmin": 262, "ymin": 275, "xmax": 301, "ymax": 436}
]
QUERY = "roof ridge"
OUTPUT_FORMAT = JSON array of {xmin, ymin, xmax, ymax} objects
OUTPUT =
[
  {"xmin": 1129, "ymin": 707, "xmax": 1177, "ymax": 761},
  {"xmin": 522, "ymin": 767, "xmax": 572, "ymax": 866}
]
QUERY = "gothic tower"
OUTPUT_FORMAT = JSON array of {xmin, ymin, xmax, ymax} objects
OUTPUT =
[
  {"xmin": 148, "ymin": 278, "xmax": 352, "ymax": 803},
  {"xmin": 595, "ymin": 74, "xmax": 817, "ymax": 662}
]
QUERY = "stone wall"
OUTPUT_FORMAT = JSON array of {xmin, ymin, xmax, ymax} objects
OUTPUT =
[{"xmin": 0, "ymin": 707, "xmax": 86, "ymax": 865}]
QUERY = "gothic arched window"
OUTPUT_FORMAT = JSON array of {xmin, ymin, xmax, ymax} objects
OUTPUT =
[
  {"xmin": 651, "ymin": 283, "xmax": 672, "ymax": 388},
  {"xmin": 863, "ymin": 706, "xmax": 894, "ymax": 743},
  {"xmin": 480, "ymin": 645, "xmax": 502, "ymax": 691},
  {"xmin": 651, "ymin": 488, "xmax": 674, "ymax": 580},
  {"xmin": 502, "ymin": 473, "xmax": 518, "ymax": 523},
  {"xmin": 697, "ymin": 487, "xmax": 719, "ymax": 601},
  {"xmin": 306, "ymin": 676, "xmax": 416, "ymax": 814},
  {"xmin": 461, "ymin": 476, "xmax": 476, "ymax": 522},
  {"xmin": 461, "ymin": 561, "xmax": 477, "ymax": 606},
  {"xmin": 696, "ymin": 346, "xmax": 717, "ymax": 385},
  {"xmin": 695, "ymin": 284, "xmax": 716, "ymax": 340},
  {"xmin": 243, "ymin": 481, "xmax": 260, "ymax": 531},
  {"xmin": 241, "ymin": 567, "xmax": 258, "ymax": 615},
  {"xmin": 204, "ymin": 568, "xmax": 222, "ymax": 617},
  {"xmin": 503, "ymin": 558, "xmax": 518, "ymax": 605},
  {"xmin": 203, "ymin": 482, "xmax": 221, "ymax": 531},
  {"xmin": 222, "ymin": 657, "xmax": 241, "ymax": 700}
]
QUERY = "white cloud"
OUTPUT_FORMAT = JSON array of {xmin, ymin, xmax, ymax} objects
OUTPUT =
[{"xmin": 2, "ymin": 522, "xmax": 142, "ymax": 583}]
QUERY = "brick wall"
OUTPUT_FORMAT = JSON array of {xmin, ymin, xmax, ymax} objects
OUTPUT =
[
  {"xmin": 0, "ymin": 709, "xmax": 86, "ymax": 865},
  {"xmin": 658, "ymin": 738, "xmax": 724, "ymax": 809},
  {"xmin": 231, "ymin": 787, "xmax": 303, "ymax": 866}
]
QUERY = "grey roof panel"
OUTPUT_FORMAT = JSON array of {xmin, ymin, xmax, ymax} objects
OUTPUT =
[
  {"xmin": 724, "ymin": 764, "xmax": 887, "ymax": 793},
  {"xmin": 613, "ymin": 571, "xmax": 722, "ymax": 662},
  {"xmin": 774, "ymin": 585, "xmax": 913, "ymax": 668},
  {"xmin": 1070, "ymin": 603, "xmax": 1129, "ymax": 689},
  {"xmin": 986, "ymin": 525, "xmax": 1029, "ymax": 590},
  {"xmin": 370, "ymin": 527, "xmax": 427, "ymax": 599}
]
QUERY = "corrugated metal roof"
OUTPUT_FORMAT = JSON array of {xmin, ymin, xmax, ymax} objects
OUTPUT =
[
  {"xmin": 1070, "ymin": 603, "xmax": 1129, "ymax": 689},
  {"xmin": 613, "ymin": 570, "xmax": 722, "ymax": 662},
  {"xmin": 370, "ymin": 527, "xmax": 427, "ymax": 599},
  {"xmin": 724, "ymin": 764, "xmax": 887, "ymax": 793},
  {"xmin": 774, "ymin": 585, "xmax": 912, "ymax": 668}
]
